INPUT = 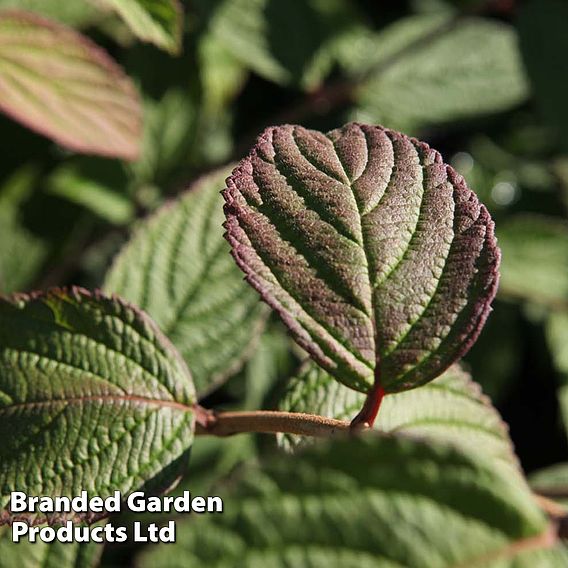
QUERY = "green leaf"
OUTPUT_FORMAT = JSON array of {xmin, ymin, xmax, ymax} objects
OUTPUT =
[
  {"xmin": 0, "ymin": 525, "xmax": 102, "ymax": 568},
  {"xmin": 0, "ymin": 0, "xmax": 99, "ymax": 27},
  {"xmin": 0, "ymin": 167, "xmax": 47, "ymax": 294},
  {"xmin": 279, "ymin": 363, "xmax": 521, "ymax": 477},
  {"xmin": 351, "ymin": 16, "xmax": 528, "ymax": 132},
  {"xmin": 336, "ymin": 14, "xmax": 450, "ymax": 76},
  {"xmin": 224, "ymin": 123, "xmax": 499, "ymax": 393},
  {"xmin": 0, "ymin": 287, "xmax": 195, "ymax": 525},
  {"xmin": 198, "ymin": 34, "xmax": 247, "ymax": 115},
  {"xmin": 0, "ymin": 10, "xmax": 141, "ymax": 160},
  {"xmin": 48, "ymin": 164, "xmax": 135, "ymax": 225},
  {"xmin": 546, "ymin": 312, "xmax": 568, "ymax": 383},
  {"xmin": 205, "ymin": 0, "xmax": 360, "ymax": 89},
  {"xmin": 139, "ymin": 434, "xmax": 550, "ymax": 568},
  {"xmin": 240, "ymin": 324, "xmax": 296, "ymax": 410},
  {"xmin": 511, "ymin": 542, "xmax": 568, "ymax": 568},
  {"xmin": 518, "ymin": 0, "xmax": 568, "ymax": 152},
  {"xmin": 560, "ymin": 385, "xmax": 568, "ymax": 440},
  {"xmin": 546, "ymin": 313, "xmax": 568, "ymax": 438},
  {"xmin": 0, "ymin": 210, "xmax": 46, "ymax": 294},
  {"xmin": 531, "ymin": 463, "xmax": 568, "ymax": 509},
  {"xmin": 104, "ymin": 168, "xmax": 267, "ymax": 396},
  {"xmin": 129, "ymin": 89, "xmax": 196, "ymax": 187},
  {"xmin": 97, "ymin": 0, "xmax": 182, "ymax": 54},
  {"xmin": 498, "ymin": 215, "xmax": 568, "ymax": 309}
]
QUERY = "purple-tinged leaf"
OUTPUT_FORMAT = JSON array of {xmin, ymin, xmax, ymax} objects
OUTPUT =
[
  {"xmin": 0, "ymin": 10, "xmax": 141, "ymax": 160},
  {"xmin": 224, "ymin": 123, "xmax": 499, "ymax": 399}
]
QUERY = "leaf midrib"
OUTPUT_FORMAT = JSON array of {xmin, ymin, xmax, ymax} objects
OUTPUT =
[
  {"xmin": 0, "ymin": 394, "xmax": 192, "ymax": 415},
  {"xmin": 328, "ymin": 127, "xmax": 396, "ymax": 379}
]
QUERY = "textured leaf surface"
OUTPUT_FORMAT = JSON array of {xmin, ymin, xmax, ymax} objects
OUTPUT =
[
  {"xmin": 279, "ymin": 363, "xmax": 520, "ymax": 478},
  {"xmin": 99, "ymin": 0, "xmax": 182, "ymax": 53},
  {"xmin": 224, "ymin": 123, "xmax": 499, "ymax": 393},
  {"xmin": 0, "ymin": 11, "xmax": 141, "ymax": 159},
  {"xmin": 0, "ymin": 288, "xmax": 195, "ymax": 525},
  {"xmin": 105, "ymin": 169, "xmax": 267, "ymax": 395},
  {"xmin": 350, "ymin": 16, "xmax": 528, "ymax": 132},
  {"xmin": 0, "ymin": 525, "xmax": 102, "ymax": 568},
  {"xmin": 140, "ymin": 434, "xmax": 550, "ymax": 568},
  {"xmin": 498, "ymin": 215, "xmax": 568, "ymax": 309}
]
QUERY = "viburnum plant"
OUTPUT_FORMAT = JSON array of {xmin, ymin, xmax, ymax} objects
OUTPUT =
[{"xmin": 1, "ymin": 121, "xmax": 567, "ymax": 566}]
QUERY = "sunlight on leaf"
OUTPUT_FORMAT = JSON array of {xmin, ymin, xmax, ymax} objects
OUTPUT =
[
  {"xmin": 105, "ymin": 168, "xmax": 267, "ymax": 396},
  {"xmin": 140, "ymin": 434, "xmax": 550, "ymax": 568},
  {"xmin": 224, "ymin": 123, "xmax": 499, "ymax": 393},
  {"xmin": 0, "ymin": 287, "xmax": 195, "ymax": 525},
  {"xmin": 0, "ymin": 10, "xmax": 142, "ymax": 160},
  {"xmin": 97, "ymin": 0, "xmax": 182, "ymax": 54}
]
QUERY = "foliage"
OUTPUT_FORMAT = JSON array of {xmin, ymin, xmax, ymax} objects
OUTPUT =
[{"xmin": 0, "ymin": 1, "xmax": 567, "ymax": 567}]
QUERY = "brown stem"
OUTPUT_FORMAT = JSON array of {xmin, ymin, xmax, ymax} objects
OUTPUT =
[
  {"xmin": 350, "ymin": 367, "xmax": 386, "ymax": 429},
  {"xmin": 534, "ymin": 495, "xmax": 567, "ymax": 521},
  {"xmin": 535, "ymin": 495, "xmax": 568, "ymax": 540},
  {"xmin": 195, "ymin": 408, "xmax": 357, "ymax": 438},
  {"xmin": 533, "ymin": 487, "xmax": 568, "ymax": 500}
]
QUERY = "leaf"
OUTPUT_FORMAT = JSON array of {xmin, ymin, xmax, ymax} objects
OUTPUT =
[
  {"xmin": 517, "ymin": 0, "xmax": 568, "ymax": 152},
  {"xmin": 205, "ymin": 0, "xmax": 360, "ymax": 89},
  {"xmin": 510, "ymin": 542, "xmax": 568, "ymax": 568},
  {"xmin": 336, "ymin": 14, "xmax": 450, "ymax": 76},
  {"xmin": 198, "ymin": 34, "xmax": 247, "ymax": 115},
  {"xmin": 351, "ymin": 16, "xmax": 528, "ymax": 132},
  {"xmin": 546, "ymin": 312, "xmax": 568, "ymax": 383},
  {"xmin": 0, "ymin": 167, "xmax": 47, "ymax": 294},
  {"xmin": 560, "ymin": 385, "xmax": 568, "ymax": 440},
  {"xmin": 139, "ymin": 434, "xmax": 551, "ymax": 568},
  {"xmin": 129, "ymin": 89, "xmax": 196, "ymax": 187},
  {"xmin": 497, "ymin": 215, "xmax": 568, "ymax": 309},
  {"xmin": 0, "ymin": 0, "xmax": 100, "ymax": 27},
  {"xmin": 0, "ymin": 287, "xmax": 195, "ymax": 525},
  {"xmin": 224, "ymin": 123, "xmax": 499, "ymax": 394},
  {"xmin": 0, "ymin": 10, "xmax": 142, "ymax": 160},
  {"xmin": 97, "ymin": 0, "xmax": 182, "ymax": 54},
  {"xmin": 0, "ymin": 211, "xmax": 46, "ymax": 294},
  {"xmin": 0, "ymin": 525, "xmax": 102, "ymax": 568},
  {"xmin": 279, "ymin": 363, "xmax": 521, "ymax": 477},
  {"xmin": 240, "ymin": 324, "xmax": 296, "ymax": 410},
  {"xmin": 531, "ymin": 463, "xmax": 568, "ymax": 509},
  {"xmin": 48, "ymin": 164, "xmax": 135, "ymax": 225},
  {"xmin": 104, "ymin": 168, "xmax": 267, "ymax": 396}
]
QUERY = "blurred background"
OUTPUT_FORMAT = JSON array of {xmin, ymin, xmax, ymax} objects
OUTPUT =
[{"xmin": 0, "ymin": 0, "xmax": 567, "ymax": 563}]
